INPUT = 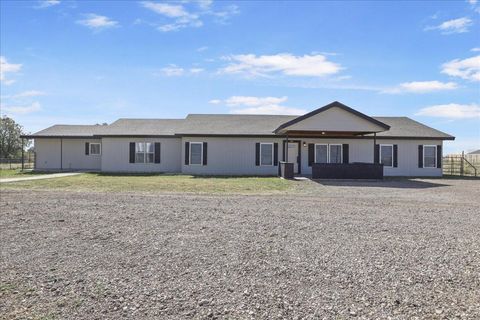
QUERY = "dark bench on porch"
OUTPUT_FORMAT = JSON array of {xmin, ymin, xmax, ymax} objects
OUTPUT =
[{"xmin": 312, "ymin": 162, "xmax": 384, "ymax": 179}]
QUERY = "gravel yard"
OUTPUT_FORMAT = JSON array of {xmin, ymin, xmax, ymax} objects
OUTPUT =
[{"xmin": 1, "ymin": 178, "xmax": 479, "ymax": 319}]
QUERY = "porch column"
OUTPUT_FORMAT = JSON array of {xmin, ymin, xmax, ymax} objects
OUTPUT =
[
  {"xmin": 373, "ymin": 132, "xmax": 377, "ymax": 164},
  {"xmin": 21, "ymin": 138, "xmax": 24, "ymax": 171},
  {"xmin": 60, "ymin": 138, "xmax": 63, "ymax": 170},
  {"xmin": 285, "ymin": 132, "xmax": 289, "ymax": 162}
]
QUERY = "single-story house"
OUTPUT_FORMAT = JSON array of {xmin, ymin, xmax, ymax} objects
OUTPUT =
[{"xmin": 23, "ymin": 101, "xmax": 454, "ymax": 177}]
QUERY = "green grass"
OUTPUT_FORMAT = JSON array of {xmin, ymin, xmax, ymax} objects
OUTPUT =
[
  {"xmin": 0, "ymin": 169, "xmax": 57, "ymax": 178},
  {"xmin": 1, "ymin": 172, "xmax": 295, "ymax": 194}
]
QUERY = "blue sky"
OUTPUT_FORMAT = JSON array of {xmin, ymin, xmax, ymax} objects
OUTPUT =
[{"xmin": 1, "ymin": 0, "xmax": 479, "ymax": 153}]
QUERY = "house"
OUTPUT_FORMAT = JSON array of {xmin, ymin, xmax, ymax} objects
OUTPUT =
[
  {"xmin": 23, "ymin": 101, "xmax": 454, "ymax": 177},
  {"xmin": 468, "ymin": 149, "xmax": 480, "ymax": 155}
]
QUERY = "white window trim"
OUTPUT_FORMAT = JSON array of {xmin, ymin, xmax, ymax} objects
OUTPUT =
[
  {"xmin": 89, "ymin": 143, "xmax": 101, "ymax": 155},
  {"xmin": 379, "ymin": 144, "xmax": 393, "ymax": 168},
  {"xmin": 423, "ymin": 145, "xmax": 437, "ymax": 169},
  {"xmin": 314, "ymin": 144, "xmax": 343, "ymax": 163},
  {"xmin": 260, "ymin": 142, "xmax": 274, "ymax": 166},
  {"xmin": 314, "ymin": 144, "xmax": 328, "ymax": 163},
  {"xmin": 134, "ymin": 141, "xmax": 156, "ymax": 164},
  {"xmin": 329, "ymin": 144, "xmax": 343, "ymax": 164},
  {"xmin": 189, "ymin": 142, "xmax": 203, "ymax": 166}
]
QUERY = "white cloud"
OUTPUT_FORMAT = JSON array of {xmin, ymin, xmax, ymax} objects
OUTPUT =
[
  {"xmin": 441, "ymin": 55, "xmax": 480, "ymax": 81},
  {"xmin": 37, "ymin": 0, "xmax": 60, "ymax": 8},
  {"xmin": 14, "ymin": 90, "xmax": 47, "ymax": 98},
  {"xmin": 210, "ymin": 96, "xmax": 307, "ymax": 115},
  {"xmin": 382, "ymin": 81, "xmax": 458, "ymax": 94},
  {"xmin": 1, "ymin": 102, "xmax": 41, "ymax": 115},
  {"xmin": 197, "ymin": 46, "xmax": 208, "ymax": 52},
  {"xmin": 189, "ymin": 68, "xmax": 204, "ymax": 74},
  {"xmin": 426, "ymin": 17, "xmax": 473, "ymax": 34},
  {"xmin": 471, "ymin": 48, "xmax": 480, "ymax": 52},
  {"xmin": 159, "ymin": 65, "xmax": 185, "ymax": 76},
  {"xmin": 140, "ymin": 1, "xmax": 238, "ymax": 32},
  {"xmin": 415, "ymin": 103, "xmax": 480, "ymax": 119},
  {"xmin": 219, "ymin": 53, "xmax": 342, "ymax": 78},
  {"xmin": 141, "ymin": 1, "xmax": 202, "ymax": 32},
  {"xmin": 77, "ymin": 14, "xmax": 119, "ymax": 30},
  {"xmin": 467, "ymin": 0, "xmax": 477, "ymax": 5},
  {"xmin": 0, "ymin": 56, "xmax": 22, "ymax": 85}
]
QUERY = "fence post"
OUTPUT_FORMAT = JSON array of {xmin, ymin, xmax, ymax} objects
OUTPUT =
[
  {"xmin": 460, "ymin": 151, "xmax": 464, "ymax": 176},
  {"xmin": 21, "ymin": 138, "xmax": 25, "ymax": 171},
  {"xmin": 450, "ymin": 157, "xmax": 453, "ymax": 175}
]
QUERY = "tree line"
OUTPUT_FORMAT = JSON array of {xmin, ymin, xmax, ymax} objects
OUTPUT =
[{"xmin": 0, "ymin": 116, "xmax": 30, "ymax": 159}]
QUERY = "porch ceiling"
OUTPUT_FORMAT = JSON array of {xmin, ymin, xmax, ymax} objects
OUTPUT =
[{"xmin": 282, "ymin": 130, "xmax": 377, "ymax": 137}]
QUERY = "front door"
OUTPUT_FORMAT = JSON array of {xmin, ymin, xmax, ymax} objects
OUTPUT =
[{"xmin": 287, "ymin": 142, "xmax": 299, "ymax": 174}]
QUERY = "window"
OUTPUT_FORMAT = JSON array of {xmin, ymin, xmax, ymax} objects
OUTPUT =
[
  {"xmin": 424, "ymin": 145, "xmax": 436, "ymax": 168},
  {"xmin": 380, "ymin": 144, "xmax": 393, "ymax": 167},
  {"xmin": 315, "ymin": 144, "xmax": 328, "ymax": 163},
  {"xmin": 329, "ymin": 144, "xmax": 342, "ymax": 164},
  {"xmin": 135, "ymin": 142, "xmax": 154, "ymax": 163},
  {"xmin": 315, "ymin": 144, "xmax": 342, "ymax": 163},
  {"xmin": 190, "ymin": 142, "xmax": 203, "ymax": 165},
  {"xmin": 260, "ymin": 143, "xmax": 273, "ymax": 166},
  {"xmin": 90, "ymin": 143, "xmax": 101, "ymax": 155}
]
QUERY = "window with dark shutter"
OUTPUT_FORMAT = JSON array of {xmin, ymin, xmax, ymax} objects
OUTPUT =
[
  {"xmin": 308, "ymin": 144, "xmax": 314, "ymax": 166},
  {"xmin": 85, "ymin": 142, "xmax": 89, "ymax": 155},
  {"xmin": 255, "ymin": 143, "xmax": 260, "ymax": 166},
  {"xmin": 185, "ymin": 142, "xmax": 190, "ymax": 165},
  {"xmin": 273, "ymin": 143, "xmax": 278, "ymax": 166},
  {"xmin": 374, "ymin": 144, "xmax": 380, "ymax": 164},
  {"xmin": 393, "ymin": 145, "xmax": 398, "ymax": 168},
  {"xmin": 203, "ymin": 142, "xmax": 207, "ymax": 165},
  {"xmin": 437, "ymin": 145, "xmax": 442, "ymax": 168},
  {"xmin": 129, "ymin": 142, "xmax": 135, "ymax": 163},
  {"xmin": 154, "ymin": 142, "xmax": 161, "ymax": 163},
  {"xmin": 418, "ymin": 145, "xmax": 423, "ymax": 168},
  {"xmin": 342, "ymin": 144, "xmax": 349, "ymax": 164}
]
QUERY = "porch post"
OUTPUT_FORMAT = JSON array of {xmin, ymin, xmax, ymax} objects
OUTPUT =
[
  {"xmin": 373, "ymin": 132, "xmax": 377, "ymax": 164},
  {"xmin": 60, "ymin": 138, "xmax": 63, "ymax": 170},
  {"xmin": 286, "ymin": 132, "xmax": 289, "ymax": 162},
  {"xmin": 21, "ymin": 138, "xmax": 25, "ymax": 171}
]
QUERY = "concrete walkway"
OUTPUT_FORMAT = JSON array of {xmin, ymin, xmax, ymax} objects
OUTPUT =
[{"xmin": 0, "ymin": 172, "xmax": 83, "ymax": 183}]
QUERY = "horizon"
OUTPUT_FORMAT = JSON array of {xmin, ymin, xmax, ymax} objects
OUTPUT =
[{"xmin": 1, "ymin": 0, "xmax": 479, "ymax": 153}]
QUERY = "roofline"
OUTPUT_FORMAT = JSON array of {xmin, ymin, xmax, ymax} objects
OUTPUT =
[
  {"xmin": 21, "ymin": 134, "xmax": 455, "ymax": 140},
  {"xmin": 274, "ymin": 101, "xmax": 391, "ymax": 133}
]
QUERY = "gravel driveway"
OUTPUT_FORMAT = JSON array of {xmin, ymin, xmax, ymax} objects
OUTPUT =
[{"xmin": 1, "ymin": 179, "xmax": 479, "ymax": 319}]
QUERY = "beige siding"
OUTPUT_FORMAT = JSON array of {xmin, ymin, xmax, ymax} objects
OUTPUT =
[
  {"xmin": 101, "ymin": 137, "xmax": 181, "ymax": 172},
  {"xmin": 284, "ymin": 106, "xmax": 386, "ymax": 133},
  {"xmin": 34, "ymin": 138, "xmax": 101, "ymax": 170},
  {"xmin": 181, "ymin": 137, "xmax": 283, "ymax": 176}
]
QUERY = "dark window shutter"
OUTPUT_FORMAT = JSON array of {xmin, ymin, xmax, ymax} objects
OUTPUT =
[
  {"xmin": 342, "ymin": 144, "xmax": 349, "ymax": 164},
  {"xmin": 129, "ymin": 142, "xmax": 135, "ymax": 163},
  {"xmin": 154, "ymin": 142, "xmax": 161, "ymax": 163},
  {"xmin": 273, "ymin": 143, "xmax": 278, "ymax": 166},
  {"xmin": 418, "ymin": 145, "xmax": 423, "ymax": 168},
  {"xmin": 374, "ymin": 144, "xmax": 380, "ymax": 163},
  {"xmin": 437, "ymin": 145, "xmax": 442, "ymax": 168},
  {"xmin": 308, "ymin": 144, "xmax": 314, "ymax": 166},
  {"xmin": 393, "ymin": 145, "xmax": 398, "ymax": 168},
  {"xmin": 185, "ymin": 142, "xmax": 190, "ymax": 165},
  {"xmin": 203, "ymin": 142, "xmax": 207, "ymax": 166},
  {"xmin": 85, "ymin": 142, "xmax": 90, "ymax": 155},
  {"xmin": 255, "ymin": 143, "xmax": 260, "ymax": 166}
]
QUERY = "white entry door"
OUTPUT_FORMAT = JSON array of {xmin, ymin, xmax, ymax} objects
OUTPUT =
[{"xmin": 287, "ymin": 143, "xmax": 299, "ymax": 174}]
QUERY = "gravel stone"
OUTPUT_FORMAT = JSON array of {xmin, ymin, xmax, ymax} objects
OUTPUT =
[{"xmin": 1, "ymin": 178, "xmax": 479, "ymax": 319}]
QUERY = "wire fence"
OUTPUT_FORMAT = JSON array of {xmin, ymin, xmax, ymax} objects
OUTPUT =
[
  {"xmin": 443, "ymin": 152, "xmax": 479, "ymax": 177},
  {"xmin": 0, "ymin": 154, "xmax": 35, "ymax": 170}
]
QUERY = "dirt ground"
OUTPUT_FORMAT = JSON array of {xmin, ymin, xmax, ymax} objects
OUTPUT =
[{"xmin": 1, "ymin": 178, "xmax": 479, "ymax": 319}]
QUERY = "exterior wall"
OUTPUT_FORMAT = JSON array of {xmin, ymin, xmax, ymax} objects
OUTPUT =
[
  {"xmin": 101, "ymin": 137, "xmax": 181, "ymax": 173},
  {"xmin": 284, "ymin": 107, "xmax": 386, "ymax": 132},
  {"xmin": 378, "ymin": 139, "xmax": 443, "ymax": 177},
  {"xmin": 34, "ymin": 138, "xmax": 101, "ymax": 170},
  {"xmin": 298, "ymin": 138, "xmax": 443, "ymax": 177},
  {"xmin": 181, "ymin": 137, "xmax": 283, "ymax": 176}
]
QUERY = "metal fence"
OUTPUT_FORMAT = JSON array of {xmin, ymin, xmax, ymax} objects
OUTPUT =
[
  {"xmin": 0, "ymin": 154, "xmax": 35, "ymax": 170},
  {"xmin": 443, "ymin": 152, "xmax": 479, "ymax": 177}
]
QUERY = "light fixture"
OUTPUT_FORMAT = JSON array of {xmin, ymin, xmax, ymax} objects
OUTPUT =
[
  {"xmin": 303, "ymin": 141, "xmax": 306, "ymax": 147},
  {"xmin": 321, "ymin": 131, "xmax": 325, "ymax": 135}
]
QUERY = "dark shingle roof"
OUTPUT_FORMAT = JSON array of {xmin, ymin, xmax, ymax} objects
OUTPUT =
[
  {"xmin": 23, "ymin": 114, "xmax": 454, "ymax": 140},
  {"xmin": 370, "ymin": 117, "xmax": 454, "ymax": 139},
  {"xmin": 102, "ymin": 119, "xmax": 185, "ymax": 136}
]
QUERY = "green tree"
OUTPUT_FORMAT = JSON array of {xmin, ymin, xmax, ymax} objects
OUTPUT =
[{"xmin": 0, "ymin": 116, "xmax": 27, "ymax": 158}]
